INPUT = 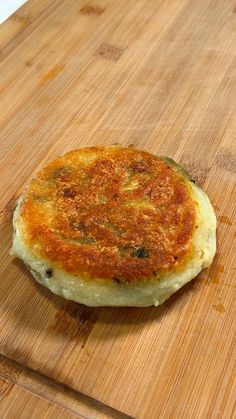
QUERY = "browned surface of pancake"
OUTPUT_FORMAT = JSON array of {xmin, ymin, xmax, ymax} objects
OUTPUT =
[{"xmin": 19, "ymin": 147, "xmax": 196, "ymax": 282}]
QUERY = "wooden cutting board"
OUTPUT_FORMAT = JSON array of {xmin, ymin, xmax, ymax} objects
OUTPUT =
[{"xmin": 0, "ymin": 0, "xmax": 235, "ymax": 417}]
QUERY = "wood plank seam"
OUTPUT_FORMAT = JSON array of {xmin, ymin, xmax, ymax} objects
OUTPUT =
[{"xmin": 0, "ymin": 354, "xmax": 134, "ymax": 419}]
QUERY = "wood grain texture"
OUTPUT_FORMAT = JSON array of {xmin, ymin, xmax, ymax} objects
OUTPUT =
[
  {"xmin": 0, "ymin": 355, "xmax": 131, "ymax": 419},
  {"xmin": 0, "ymin": 0, "xmax": 236, "ymax": 417},
  {"xmin": 0, "ymin": 379, "xmax": 77, "ymax": 419}
]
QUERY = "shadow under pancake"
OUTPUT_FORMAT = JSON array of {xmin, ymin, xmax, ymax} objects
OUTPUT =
[{"xmin": 9, "ymin": 256, "xmax": 200, "ymax": 337}]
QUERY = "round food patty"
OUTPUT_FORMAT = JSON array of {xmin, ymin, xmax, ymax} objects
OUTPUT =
[{"xmin": 12, "ymin": 146, "xmax": 216, "ymax": 306}]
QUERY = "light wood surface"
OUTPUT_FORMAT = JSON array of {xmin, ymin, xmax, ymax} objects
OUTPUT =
[
  {"xmin": 0, "ymin": 0, "xmax": 236, "ymax": 417},
  {"xmin": 0, "ymin": 377, "xmax": 77, "ymax": 419},
  {"xmin": 0, "ymin": 355, "xmax": 127, "ymax": 419}
]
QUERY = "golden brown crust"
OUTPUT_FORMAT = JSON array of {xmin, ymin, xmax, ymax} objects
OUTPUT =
[{"xmin": 19, "ymin": 147, "xmax": 196, "ymax": 283}]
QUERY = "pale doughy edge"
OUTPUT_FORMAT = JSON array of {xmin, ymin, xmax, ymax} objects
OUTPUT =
[{"xmin": 11, "ymin": 183, "xmax": 216, "ymax": 307}]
